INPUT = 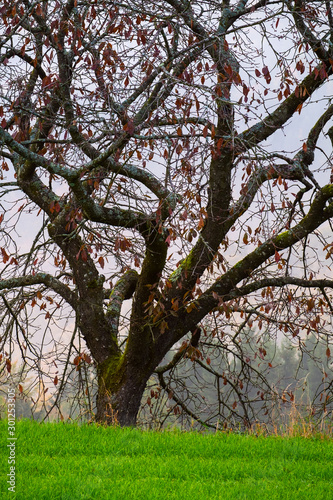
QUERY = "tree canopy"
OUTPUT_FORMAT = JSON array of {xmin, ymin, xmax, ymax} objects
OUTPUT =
[{"xmin": 0, "ymin": 0, "xmax": 333, "ymax": 427}]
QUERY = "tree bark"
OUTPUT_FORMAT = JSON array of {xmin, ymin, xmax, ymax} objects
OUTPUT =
[{"xmin": 95, "ymin": 357, "xmax": 150, "ymax": 426}]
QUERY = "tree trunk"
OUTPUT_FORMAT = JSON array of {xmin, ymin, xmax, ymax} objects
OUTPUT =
[{"xmin": 95, "ymin": 357, "xmax": 150, "ymax": 426}]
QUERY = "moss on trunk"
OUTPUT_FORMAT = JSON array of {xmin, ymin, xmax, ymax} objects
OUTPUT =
[{"xmin": 95, "ymin": 353, "xmax": 150, "ymax": 427}]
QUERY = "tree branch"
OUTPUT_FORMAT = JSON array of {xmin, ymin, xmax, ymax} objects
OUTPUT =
[
  {"xmin": 236, "ymin": 63, "xmax": 333, "ymax": 152},
  {"xmin": 0, "ymin": 273, "xmax": 76, "ymax": 307},
  {"xmin": 106, "ymin": 270, "xmax": 139, "ymax": 338},
  {"xmin": 162, "ymin": 184, "xmax": 333, "ymax": 345},
  {"xmin": 228, "ymin": 277, "xmax": 333, "ymax": 300}
]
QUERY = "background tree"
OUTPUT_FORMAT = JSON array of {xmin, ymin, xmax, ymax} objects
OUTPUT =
[{"xmin": 1, "ymin": 0, "xmax": 333, "ymax": 427}]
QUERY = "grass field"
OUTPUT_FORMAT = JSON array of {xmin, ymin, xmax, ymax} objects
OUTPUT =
[{"xmin": 1, "ymin": 419, "xmax": 332, "ymax": 499}]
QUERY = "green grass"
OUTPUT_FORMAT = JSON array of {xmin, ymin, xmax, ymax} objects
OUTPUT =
[{"xmin": 0, "ymin": 420, "xmax": 332, "ymax": 499}]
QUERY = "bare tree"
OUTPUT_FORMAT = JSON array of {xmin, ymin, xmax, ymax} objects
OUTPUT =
[{"xmin": 1, "ymin": 0, "xmax": 333, "ymax": 427}]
